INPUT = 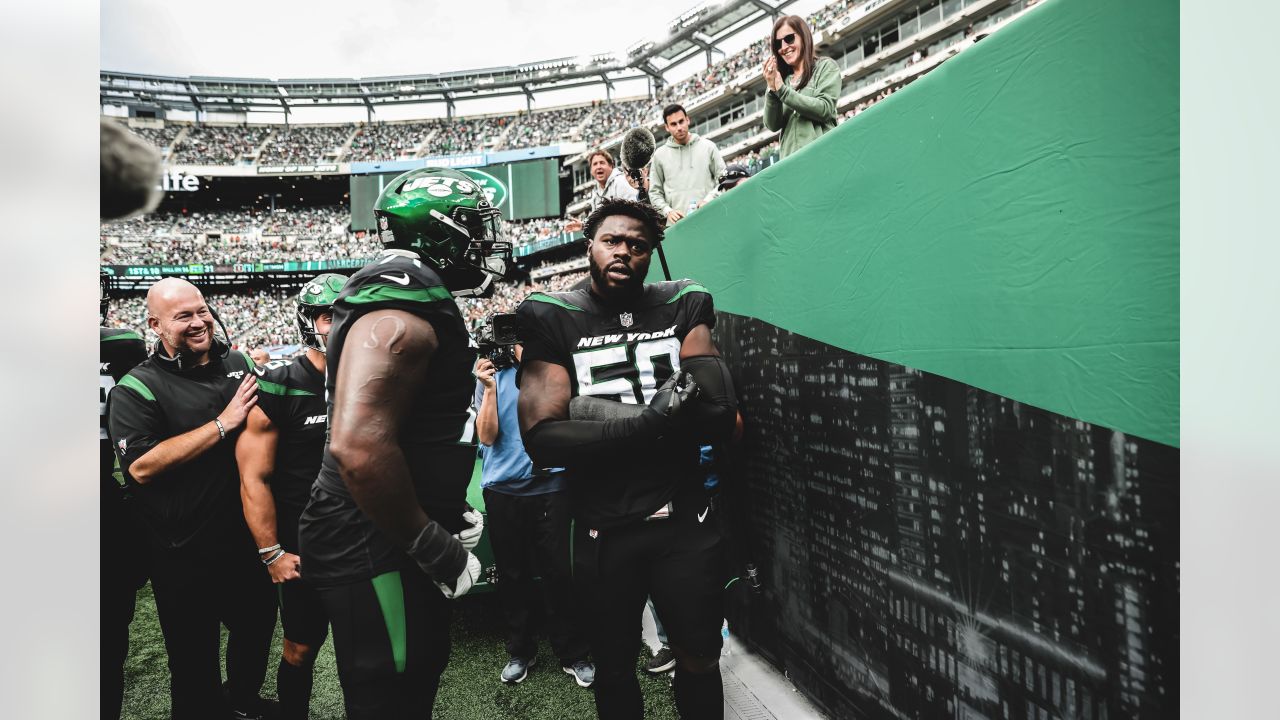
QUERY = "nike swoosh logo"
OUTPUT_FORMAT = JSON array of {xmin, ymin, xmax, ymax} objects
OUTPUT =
[
  {"xmin": 697, "ymin": 507, "xmax": 709, "ymax": 523},
  {"xmin": 380, "ymin": 273, "xmax": 411, "ymax": 285}
]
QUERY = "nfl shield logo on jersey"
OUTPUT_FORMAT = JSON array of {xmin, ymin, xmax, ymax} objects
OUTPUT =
[
  {"xmin": 117, "ymin": 438, "xmax": 128, "ymax": 454},
  {"xmin": 619, "ymin": 312, "xmax": 633, "ymax": 328}
]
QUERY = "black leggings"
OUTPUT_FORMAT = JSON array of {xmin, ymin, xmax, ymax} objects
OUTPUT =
[{"xmin": 318, "ymin": 566, "xmax": 452, "ymax": 720}]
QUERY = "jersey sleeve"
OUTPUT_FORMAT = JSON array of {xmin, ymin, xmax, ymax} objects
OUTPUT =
[
  {"xmin": 515, "ymin": 294, "xmax": 572, "ymax": 386},
  {"xmin": 676, "ymin": 280, "xmax": 716, "ymax": 336},
  {"xmin": 107, "ymin": 374, "xmax": 165, "ymax": 480},
  {"xmin": 253, "ymin": 363, "xmax": 289, "ymax": 428}
]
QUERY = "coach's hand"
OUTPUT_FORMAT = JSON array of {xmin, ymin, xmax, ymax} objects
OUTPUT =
[
  {"xmin": 267, "ymin": 552, "xmax": 302, "ymax": 584},
  {"xmin": 435, "ymin": 553, "xmax": 483, "ymax": 599},
  {"xmin": 218, "ymin": 373, "xmax": 259, "ymax": 433},
  {"xmin": 455, "ymin": 509, "xmax": 484, "ymax": 553}
]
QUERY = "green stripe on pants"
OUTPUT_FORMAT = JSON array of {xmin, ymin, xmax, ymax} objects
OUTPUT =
[{"xmin": 370, "ymin": 571, "xmax": 408, "ymax": 674}]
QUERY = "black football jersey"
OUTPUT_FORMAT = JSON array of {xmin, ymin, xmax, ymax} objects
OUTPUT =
[
  {"xmin": 516, "ymin": 279, "xmax": 716, "ymax": 529},
  {"xmin": 254, "ymin": 354, "xmax": 327, "ymax": 551},
  {"xmin": 299, "ymin": 252, "xmax": 479, "ymax": 584},
  {"xmin": 101, "ymin": 327, "xmax": 147, "ymax": 491}
]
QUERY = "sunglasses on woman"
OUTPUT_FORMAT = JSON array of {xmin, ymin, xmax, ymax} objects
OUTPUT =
[{"xmin": 773, "ymin": 33, "xmax": 797, "ymax": 50}]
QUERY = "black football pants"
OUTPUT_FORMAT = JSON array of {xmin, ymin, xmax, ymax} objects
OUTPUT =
[
  {"xmin": 577, "ymin": 499, "xmax": 726, "ymax": 719},
  {"xmin": 318, "ymin": 566, "xmax": 452, "ymax": 720},
  {"xmin": 484, "ymin": 487, "xmax": 590, "ymax": 664},
  {"xmin": 147, "ymin": 520, "xmax": 277, "ymax": 720},
  {"xmin": 102, "ymin": 491, "xmax": 148, "ymax": 720}
]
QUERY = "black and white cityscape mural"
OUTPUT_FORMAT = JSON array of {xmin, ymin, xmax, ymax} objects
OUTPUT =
[{"xmin": 714, "ymin": 313, "xmax": 1178, "ymax": 720}]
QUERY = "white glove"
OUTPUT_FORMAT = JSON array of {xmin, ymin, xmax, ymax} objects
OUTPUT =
[
  {"xmin": 455, "ymin": 509, "xmax": 484, "ymax": 553},
  {"xmin": 435, "ymin": 552, "xmax": 482, "ymax": 599}
]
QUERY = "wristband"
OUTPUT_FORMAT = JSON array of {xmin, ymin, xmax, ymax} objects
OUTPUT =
[
  {"xmin": 214, "ymin": 418, "xmax": 227, "ymax": 440},
  {"xmin": 263, "ymin": 548, "xmax": 285, "ymax": 566},
  {"xmin": 406, "ymin": 521, "xmax": 466, "ymax": 581},
  {"xmin": 258, "ymin": 544, "xmax": 282, "ymax": 555}
]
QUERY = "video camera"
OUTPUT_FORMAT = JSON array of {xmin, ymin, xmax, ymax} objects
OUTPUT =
[{"xmin": 475, "ymin": 312, "xmax": 521, "ymax": 369}]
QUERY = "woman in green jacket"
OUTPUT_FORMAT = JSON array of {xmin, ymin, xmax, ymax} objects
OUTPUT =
[{"xmin": 762, "ymin": 15, "xmax": 841, "ymax": 159}]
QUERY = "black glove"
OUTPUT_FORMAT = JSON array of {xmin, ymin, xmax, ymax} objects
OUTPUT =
[{"xmin": 648, "ymin": 370, "xmax": 699, "ymax": 421}]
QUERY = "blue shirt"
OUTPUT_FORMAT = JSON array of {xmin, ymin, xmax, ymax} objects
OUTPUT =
[{"xmin": 475, "ymin": 365, "xmax": 567, "ymax": 496}]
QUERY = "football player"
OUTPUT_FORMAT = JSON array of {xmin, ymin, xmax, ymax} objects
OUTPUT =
[
  {"xmin": 100, "ymin": 272, "xmax": 148, "ymax": 720},
  {"xmin": 235, "ymin": 273, "xmax": 346, "ymax": 720},
  {"xmin": 297, "ymin": 167, "xmax": 504, "ymax": 719},
  {"xmin": 516, "ymin": 197, "xmax": 739, "ymax": 719}
]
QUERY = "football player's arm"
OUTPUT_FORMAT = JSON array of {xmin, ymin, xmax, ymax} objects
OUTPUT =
[
  {"xmin": 123, "ymin": 373, "xmax": 259, "ymax": 484},
  {"xmin": 328, "ymin": 309, "xmax": 468, "ymax": 582},
  {"xmin": 678, "ymin": 324, "xmax": 739, "ymax": 444},
  {"xmin": 518, "ymin": 359, "xmax": 687, "ymax": 468},
  {"xmin": 236, "ymin": 406, "xmax": 299, "ymax": 582}
]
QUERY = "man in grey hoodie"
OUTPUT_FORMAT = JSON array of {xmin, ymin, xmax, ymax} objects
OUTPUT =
[{"xmin": 650, "ymin": 104, "xmax": 725, "ymax": 226}]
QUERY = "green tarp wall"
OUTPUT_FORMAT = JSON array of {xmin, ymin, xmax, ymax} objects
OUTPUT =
[{"xmin": 665, "ymin": 0, "xmax": 1178, "ymax": 447}]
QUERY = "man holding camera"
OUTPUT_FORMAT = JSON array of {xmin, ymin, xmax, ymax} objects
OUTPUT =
[
  {"xmin": 516, "ymin": 198, "xmax": 739, "ymax": 719},
  {"xmin": 474, "ymin": 326, "xmax": 594, "ymax": 687}
]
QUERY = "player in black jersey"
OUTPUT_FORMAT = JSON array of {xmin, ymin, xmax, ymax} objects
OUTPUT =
[
  {"xmin": 298, "ymin": 167, "xmax": 508, "ymax": 719},
  {"xmin": 235, "ymin": 273, "xmax": 346, "ymax": 720},
  {"xmin": 517, "ymin": 198, "xmax": 739, "ymax": 719},
  {"xmin": 100, "ymin": 273, "xmax": 148, "ymax": 720}
]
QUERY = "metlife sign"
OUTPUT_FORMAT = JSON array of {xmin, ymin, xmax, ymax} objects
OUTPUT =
[{"xmin": 158, "ymin": 170, "xmax": 200, "ymax": 192}]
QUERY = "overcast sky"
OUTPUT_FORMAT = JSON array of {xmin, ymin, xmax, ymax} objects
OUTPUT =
[{"xmin": 101, "ymin": 0, "xmax": 825, "ymax": 121}]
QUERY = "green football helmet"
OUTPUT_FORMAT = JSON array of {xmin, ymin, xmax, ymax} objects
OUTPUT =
[
  {"xmin": 295, "ymin": 273, "xmax": 347, "ymax": 352},
  {"xmin": 372, "ymin": 167, "xmax": 512, "ymax": 297}
]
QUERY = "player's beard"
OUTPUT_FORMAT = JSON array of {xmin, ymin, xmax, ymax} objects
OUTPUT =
[{"xmin": 589, "ymin": 255, "xmax": 644, "ymax": 302}]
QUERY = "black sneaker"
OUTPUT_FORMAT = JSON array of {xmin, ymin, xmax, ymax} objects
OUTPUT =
[
  {"xmin": 644, "ymin": 646, "xmax": 676, "ymax": 674},
  {"xmin": 501, "ymin": 655, "xmax": 537, "ymax": 684},
  {"xmin": 230, "ymin": 699, "xmax": 278, "ymax": 720}
]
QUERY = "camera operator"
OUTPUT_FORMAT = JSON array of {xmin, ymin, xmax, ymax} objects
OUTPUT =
[{"xmin": 474, "ymin": 319, "xmax": 594, "ymax": 687}]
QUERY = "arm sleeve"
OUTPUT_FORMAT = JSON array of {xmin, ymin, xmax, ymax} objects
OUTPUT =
[
  {"xmin": 679, "ymin": 355, "xmax": 738, "ymax": 445},
  {"xmin": 710, "ymin": 144, "xmax": 726, "ymax": 181},
  {"xmin": 522, "ymin": 411, "xmax": 666, "ymax": 469},
  {"xmin": 777, "ymin": 59, "xmax": 840, "ymax": 124},
  {"xmin": 649, "ymin": 155, "xmax": 672, "ymax": 216},
  {"xmin": 763, "ymin": 89, "xmax": 786, "ymax": 132},
  {"xmin": 106, "ymin": 383, "xmax": 164, "ymax": 480}
]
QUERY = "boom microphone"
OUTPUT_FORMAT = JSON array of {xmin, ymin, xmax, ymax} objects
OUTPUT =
[
  {"xmin": 620, "ymin": 126, "xmax": 656, "ymax": 176},
  {"xmin": 101, "ymin": 118, "xmax": 163, "ymax": 221}
]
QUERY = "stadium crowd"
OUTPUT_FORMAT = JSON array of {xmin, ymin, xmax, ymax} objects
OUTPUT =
[
  {"xmin": 113, "ymin": 0, "xmax": 999, "ymax": 170},
  {"xmin": 107, "ymin": 265, "xmax": 588, "ymax": 355},
  {"xmin": 257, "ymin": 124, "xmax": 355, "ymax": 165},
  {"xmin": 101, "ymin": 206, "xmax": 576, "ymax": 266},
  {"xmin": 501, "ymin": 106, "xmax": 591, "ymax": 149},
  {"xmin": 171, "ymin": 124, "xmax": 271, "ymax": 165},
  {"xmin": 347, "ymin": 120, "xmax": 436, "ymax": 161}
]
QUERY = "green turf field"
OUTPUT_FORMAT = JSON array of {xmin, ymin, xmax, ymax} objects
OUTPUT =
[{"xmin": 122, "ymin": 583, "xmax": 680, "ymax": 719}]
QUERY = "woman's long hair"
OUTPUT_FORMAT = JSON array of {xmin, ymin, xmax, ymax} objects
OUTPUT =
[{"xmin": 771, "ymin": 15, "xmax": 818, "ymax": 90}]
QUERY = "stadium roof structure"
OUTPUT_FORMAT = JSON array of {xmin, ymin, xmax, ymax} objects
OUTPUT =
[{"xmin": 100, "ymin": 0, "xmax": 798, "ymax": 117}]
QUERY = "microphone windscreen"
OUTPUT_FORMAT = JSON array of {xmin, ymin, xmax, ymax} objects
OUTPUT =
[
  {"xmin": 101, "ymin": 119, "xmax": 163, "ymax": 221},
  {"xmin": 620, "ymin": 127, "xmax": 656, "ymax": 172}
]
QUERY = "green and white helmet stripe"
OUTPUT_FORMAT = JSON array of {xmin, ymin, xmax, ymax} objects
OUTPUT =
[{"xmin": 296, "ymin": 273, "xmax": 347, "ymax": 352}]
